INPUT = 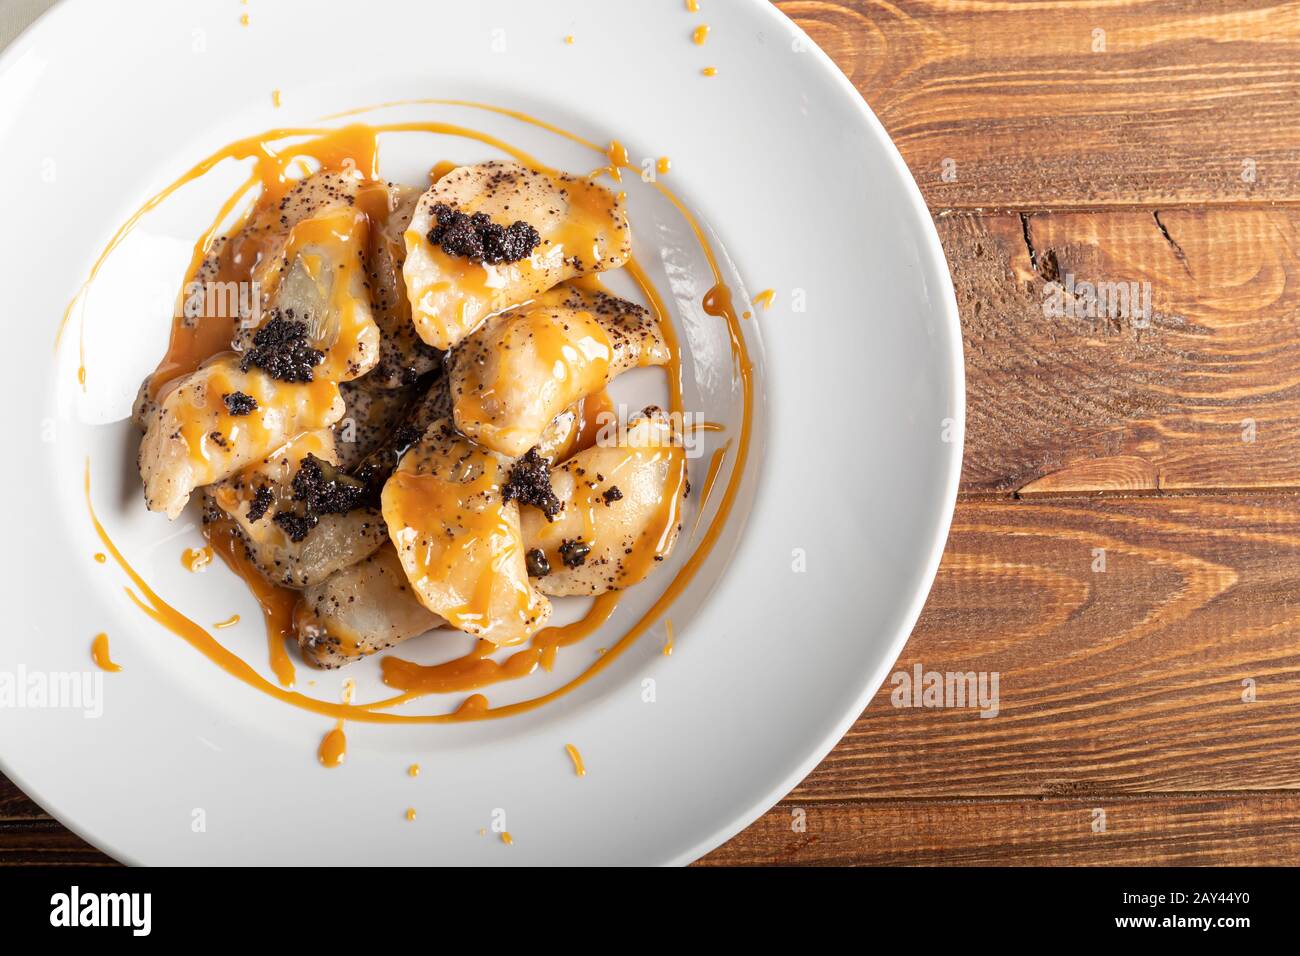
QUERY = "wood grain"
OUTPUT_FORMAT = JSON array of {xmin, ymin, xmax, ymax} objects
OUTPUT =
[
  {"xmin": 776, "ymin": 0, "xmax": 1300, "ymax": 208},
  {"xmin": 795, "ymin": 494, "xmax": 1300, "ymax": 799},
  {"xmin": 699, "ymin": 794, "xmax": 1300, "ymax": 865},
  {"xmin": 941, "ymin": 207, "xmax": 1300, "ymax": 493},
  {"xmin": 0, "ymin": 783, "xmax": 111, "ymax": 865}
]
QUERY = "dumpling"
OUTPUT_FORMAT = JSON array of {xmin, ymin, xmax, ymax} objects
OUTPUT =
[
  {"xmin": 402, "ymin": 161, "xmax": 630, "ymax": 350},
  {"xmin": 381, "ymin": 418, "xmax": 552, "ymax": 646},
  {"xmin": 521, "ymin": 409, "xmax": 687, "ymax": 596},
  {"xmin": 449, "ymin": 282, "xmax": 669, "ymax": 457}
]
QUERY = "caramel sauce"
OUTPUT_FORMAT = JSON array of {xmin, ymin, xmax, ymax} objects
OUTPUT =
[
  {"xmin": 318, "ymin": 724, "xmax": 346, "ymax": 767},
  {"xmin": 204, "ymin": 511, "xmax": 298, "ymax": 688},
  {"xmin": 691, "ymin": 442, "xmax": 730, "ymax": 539},
  {"xmin": 382, "ymin": 638, "xmax": 540, "ymax": 696},
  {"xmin": 271, "ymin": 90, "xmax": 282, "ymax": 109},
  {"xmin": 657, "ymin": 157, "xmax": 672, "ymax": 176},
  {"xmin": 565, "ymin": 744, "xmax": 587, "ymax": 777},
  {"xmin": 93, "ymin": 552, "xmax": 107, "ymax": 564},
  {"xmin": 572, "ymin": 388, "xmax": 616, "ymax": 454},
  {"xmin": 702, "ymin": 67, "xmax": 718, "ymax": 77},
  {"xmin": 500, "ymin": 831, "xmax": 514, "ymax": 846},
  {"xmin": 406, "ymin": 808, "xmax": 417, "ymax": 822},
  {"xmin": 76, "ymin": 102, "xmax": 755, "ymax": 729},
  {"xmin": 686, "ymin": 0, "xmax": 700, "ymax": 11},
  {"xmin": 457, "ymin": 694, "xmax": 490, "ymax": 716},
  {"xmin": 181, "ymin": 546, "xmax": 213, "ymax": 573},
  {"xmin": 430, "ymin": 160, "xmax": 458, "ymax": 183},
  {"xmin": 564, "ymin": 35, "xmax": 575, "ymax": 45},
  {"xmin": 603, "ymin": 140, "xmax": 629, "ymax": 183},
  {"xmin": 693, "ymin": 25, "xmax": 710, "ymax": 46},
  {"xmin": 753, "ymin": 288, "xmax": 776, "ymax": 310},
  {"xmin": 91, "ymin": 633, "xmax": 121, "ymax": 672},
  {"xmin": 663, "ymin": 619, "xmax": 675, "ymax": 656},
  {"xmin": 408, "ymin": 763, "xmax": 420, "ymax": 778},
  {"xmin": 213, "ymin": 613, "xmax": 241, "ymax": 629}
]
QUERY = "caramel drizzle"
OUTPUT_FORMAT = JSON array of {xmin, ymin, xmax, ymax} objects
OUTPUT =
[
  {"xmin": 181, "ymin": 546, "xmax": 213, "ymax": 573},
  {"xmin": 565, "ymin": 744, "xmax": 587, "ymax": 777},
  {"xmin": 91, "ymin": 633, "xmax": 121, "ymax": 673},
  {"xmin": 76, "ymin": 101, "xmax": 754, "ymax": 726},
  {"xmin": 204, "ymin": 512, "xmax": 298, "ymax": 688}
]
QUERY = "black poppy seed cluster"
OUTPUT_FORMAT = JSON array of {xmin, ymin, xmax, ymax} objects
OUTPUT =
[
  {"xmin": 246, "ymin": 485, "xmax": 274, "ymax": 523},
  {"xmin": 269, "ymin": 454, "xmax": 374, "ymax": 542},
  {"xmin": 501, "ymin": 448, "xmax": 562, "ymax": 519},
  {"xmin": 426, "ymin": 203, "xmax": 540, "ymax": 265},
  {"xmin": 558, "ymin": 538, "xmax": 592, "ymax": 569},
  {"xmin": 222, "ymin": 391, "xmax": 258, "ymax": 416},
  {"xmin": 239, "ymin": 314, "xmax": 323, "ymax": 383}
]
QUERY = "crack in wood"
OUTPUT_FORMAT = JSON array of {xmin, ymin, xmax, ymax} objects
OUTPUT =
[{"xmin": 1153, "ymin": 209, "xmax": 1193, "ymax": 277}]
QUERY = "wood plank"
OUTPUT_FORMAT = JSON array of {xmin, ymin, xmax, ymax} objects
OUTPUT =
[
  {"xmin": 0, "ymin": 821, "xmax": 114, "ymax": 866},
  {"xmin": 0, "ymin": 777, "xmax": 116, "ymax": 864},
  {"xmin": 791, "ymin": 494, "xmax": 1300, "ymax": 800},
  {"xmin": 699, "ymin": 793, "xmax": 1300, "ymax": 865},
  {"xmin": 775, "ymin": 0, "xmax": 1300, "ymax": 207},
  {"xmin": 940, "ymin": 207, "xmax": 1300, "ymax": 493}
]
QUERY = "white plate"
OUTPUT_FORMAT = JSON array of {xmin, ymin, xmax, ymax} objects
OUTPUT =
[{"xmin": 0, "ymin": 0, "xmax": 961, "ymax": 865}]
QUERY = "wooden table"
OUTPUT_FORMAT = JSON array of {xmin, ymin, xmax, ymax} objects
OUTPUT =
[{"xmin": 6, "ymin": 0, "xmax": 1300, "ymax": 866}]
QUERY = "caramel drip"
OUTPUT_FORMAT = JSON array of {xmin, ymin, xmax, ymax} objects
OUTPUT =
[
  {"xmin": 91, "ymin": 633, "xmax": 121, "ymax": 672},
  {"xmin": 406, "ymin": 808, "xmax": 417, "ymax": 822},
  {"xmin": 656, "ymin": 157, "xmax": 672, "ymax": 176},
  {"xmin": 213, "ymin": 614, "xmax": 241, "ymax": 629},
  {"xmin": 318, "ymin": 724, "xmax": 346, "ymax": 767},
  {"xmin": 663, "ymin": 619, "xmax": 675, "ymax": 657},
  {"xmin": 693, "ymin": 25, "xmax": 710, "ymax": 45},
  {"xmin": 381, "ymin": 639, "xmax": 541, "ymax": 696},
  {"xmin": 691, "ymin": 442, "xmax": 730, "ymax": 539},
  {"xmin": 702, "ymin": 67, "xmax": 718, "ymax": 77},
  {"xmin": 573, "ymin": 388, "xmax": 616, "ymax": 454},
  {"xmin": 181, "ymin": 546, "xmax": 213, "ymax": 573},
  {"xmin": 382, "ymin": 592, "xmax": 621, "ymax": 693},
  {"xmin": 457, "ymin": 694, "xmax": 490, "ymax": 716},
  {"xmin": 753, "ymin": 288, "xmax": 775, "ymax": 310},
  {"xmin": 604, "ymin": 140, "xmax": 629, "ymax": 182},
  {"xmin": 204, "ymin": 511, "xmax": 298, "ymax": 688},
  {"xmin": 565, "ymin": 744, "xmax": 587, "ymax": 777},
  {"xmin": 93, "ymin": 553, "xmax": 107, "ymax": 564},
  {"xmin": 408, "ymin": 763, "xmax": 421, "ymax": 777}
]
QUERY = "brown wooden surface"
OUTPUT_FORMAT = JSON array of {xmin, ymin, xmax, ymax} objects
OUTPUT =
[{"xmin": 6, "ymin": 0, "xmax": 1300, "ymax": 865}]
